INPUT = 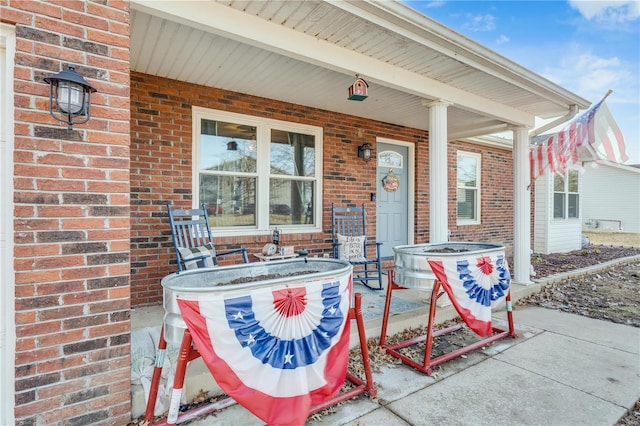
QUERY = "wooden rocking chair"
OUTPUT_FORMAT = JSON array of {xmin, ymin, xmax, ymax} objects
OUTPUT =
[
  {"xmin": 331, "ymin": 203, "xmax": 384, "ymax": 290},
  {"xmin": 167, "ymin": 203, "xmax": 249, "ymax": 271}
]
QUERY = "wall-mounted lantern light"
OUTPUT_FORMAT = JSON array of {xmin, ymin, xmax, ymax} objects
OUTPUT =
[
  {"xmin": 358, "ymin": 143, "xmax": 373, "ymax": 162},
  {"xmin": 44, "ymin": 65, "xmax": 96, "ymax": 130}
]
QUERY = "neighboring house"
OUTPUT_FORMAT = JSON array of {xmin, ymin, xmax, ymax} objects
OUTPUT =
[
  {"xmin": 533, "ymin": 166, "xmax": 584, "ymax": 254},
  {"xmin": 532, "ymin": 160, "xmax": 639, "ymax": 254},
  {"xmin": 582, "ymin": 161, "xmax": 640, "ymax": 234},
  {"xmin": 0, "ymin": 1, "xmax": 590, "ymax": 424}
]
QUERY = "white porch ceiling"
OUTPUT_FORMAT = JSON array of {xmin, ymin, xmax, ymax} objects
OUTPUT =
[{"xmin": 130, "ymin": 0, "xmax": 590, "ymax": 142}]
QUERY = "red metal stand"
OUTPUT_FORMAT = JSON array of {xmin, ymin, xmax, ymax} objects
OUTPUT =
[
  {"xmin": 379, "ymin": 269, "xmax": 517, "ymax": 375},
  {"xmin": 143, "ymin": 292, "xmax": 376, "ymax": 425}
]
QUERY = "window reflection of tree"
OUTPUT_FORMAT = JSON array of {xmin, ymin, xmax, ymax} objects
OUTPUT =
[
  {"xmin": 200, "ymin": 119, "xmax": 257, "ymax": 227},
  {"xmin": 199, "ymin": 120, "xmax": 317, "ymax": 227},
  {"xmin": 270, "ymin": 130, "xmax": 315, "ymax": 225}
]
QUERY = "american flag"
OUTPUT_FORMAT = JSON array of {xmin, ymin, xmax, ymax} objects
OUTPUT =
[{"xmin": 530, "ymin": 95, "xmax": 628, "ymax": 181}]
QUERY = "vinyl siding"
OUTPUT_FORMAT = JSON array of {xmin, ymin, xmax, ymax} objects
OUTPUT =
[{"xmin": 582, "ymin": 163, "xmax": 640, "ymax": 234}]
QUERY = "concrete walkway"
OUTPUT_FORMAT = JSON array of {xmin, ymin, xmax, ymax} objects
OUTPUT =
[
  {"xmin": 132, "ymin": 256, "xmax": 640, "ymax": 425},
  {"xmin": 183, "ymin": 305, "xmax": 639, "ymax": 426}
]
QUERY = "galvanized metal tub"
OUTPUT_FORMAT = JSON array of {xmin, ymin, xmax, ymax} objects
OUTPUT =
[
  {"xmin": 161, "ymin": 258, "xmax": 352, "ymax": 345},
  {"xmin": 393, "ymin": 242, "xmax": 506, "ymax": 289}
]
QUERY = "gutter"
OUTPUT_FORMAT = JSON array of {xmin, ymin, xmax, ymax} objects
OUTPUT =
[{"xmin": 529, "ymin": 104, "xmax": 580, "ymax": 138}]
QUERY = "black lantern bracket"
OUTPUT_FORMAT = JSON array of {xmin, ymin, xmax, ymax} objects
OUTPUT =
[
  {"xmin": 358, "ymin": 142, "xmax": 373, "ymax": 162},
  {"xmin": 44, "ymin": 65, "xmax": 97, "ymax": 130}
]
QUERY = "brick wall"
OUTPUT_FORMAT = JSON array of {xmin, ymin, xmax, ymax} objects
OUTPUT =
[
  {"xmin": 448, "ymin": 140, "xmax": 515, "ymax": 254},
  {"xmin": 2, "ymin": 1, "xmax": 132, "ymax": 425},
  {"xmin": 130, "ymin": 72, "xmax": 515, "ymax": 305}
]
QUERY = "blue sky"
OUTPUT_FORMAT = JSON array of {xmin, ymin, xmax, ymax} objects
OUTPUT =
[{"xmin": 404, "ymin": 0, "xmax": 640, "ymax": 165}]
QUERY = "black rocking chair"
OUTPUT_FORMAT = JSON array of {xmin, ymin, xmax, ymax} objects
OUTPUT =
[
  {"xmin": 167, "ymin": 203, "xmax": 249, "ymax": 271},
  {"xmin": 331, "ymin": 203, "xmax": 384, "ymax": 290}
]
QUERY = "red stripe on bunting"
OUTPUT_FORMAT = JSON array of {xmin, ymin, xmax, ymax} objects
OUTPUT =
[
  {"xmin": 427, "ymin": 260, "xmax": 493, "ymax": 337},
  {"xmin": 177, "ymin": 290, "xmax": 351, "ymax": 426}
]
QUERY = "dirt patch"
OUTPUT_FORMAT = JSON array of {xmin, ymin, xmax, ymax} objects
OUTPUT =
[
  {"xmin": 522, "ymin": 261, "xmax": 640, "ymax": 326},
  {"xmin": 583, "ymin": 231, "xmax": 640, "ymax": 248},
  {"xmin": 530, "ymin": 244, "xmax": 640, "ymax": 278}
]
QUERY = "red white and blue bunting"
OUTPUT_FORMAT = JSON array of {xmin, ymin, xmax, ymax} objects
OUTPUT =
[
  {"xmin": 428, "ymin": 254, "xmax": 510, "ymax": 337},
  {"xmin": 177, "ymin": 273, "xmax": 352, "ymax": 425}
]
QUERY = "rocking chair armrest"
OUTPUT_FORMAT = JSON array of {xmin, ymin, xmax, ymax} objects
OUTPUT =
[
  {"xmin": 178, "ymin": 253, "xmax": 211, "ymax": 266},
  {"xmin": 364, "ymin": 241, "xmax": 383, "ymax": 247},
  {"xmin": 216, "ymin": 247, "xmax": 250, "ymax": 263}
]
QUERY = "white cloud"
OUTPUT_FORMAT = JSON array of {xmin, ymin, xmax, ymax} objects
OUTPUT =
[
  {"xmin": 424, "ymin": 1, "xmax": 446, "ymax": 9},
  {"xmin": 540, "ymin": 52, "xmax": 635, "ymax": 105},
  {"xmin": 461, "ymin": 14, "xmax": 496, "ymax": 32},
  {"xmin": 568, "ymin": 0, "xmax": 639, "ymax": 24},
  {"xmin": 496, "ymin": 34, "xmax": 510, "ymax": 45}
]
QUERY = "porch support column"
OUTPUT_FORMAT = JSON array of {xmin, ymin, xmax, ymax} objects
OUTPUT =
[
  {"xmin": 512, "ymin": 126, "xmax": 533, "ymax": 285},
  {"xmin": 423, "ymin": 99, "xmax": 452, "ymax": 243}
]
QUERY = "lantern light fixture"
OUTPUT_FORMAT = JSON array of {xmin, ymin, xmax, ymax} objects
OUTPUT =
[
  {"xmin": 44, "ymin": 65, "xmax": 96, "ymax": 130},
  {"xmin": 358, "ymin": 143, "xmax": 373, "ymax": 162}
]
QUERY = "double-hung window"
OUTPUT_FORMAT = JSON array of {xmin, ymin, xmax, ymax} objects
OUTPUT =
[
  {"xmin": 456, "ymin": 151, "xmax": 481, "ymax": 224},
  {"xmin": 553, "ymin": 169, "xmax": 579, "ymax": 219},
  {"xmin": 193, "ymin": 107, "xmax": 322, "ymax": 236}
]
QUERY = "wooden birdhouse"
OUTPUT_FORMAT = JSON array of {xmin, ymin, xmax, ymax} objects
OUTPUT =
[{"xmin": 348, "ymin": 77, "xmax": 369, "ymax": 101}]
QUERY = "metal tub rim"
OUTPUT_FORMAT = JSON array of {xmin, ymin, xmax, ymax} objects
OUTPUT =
[
  {"xmin": 161, "ymin": 257, "xmax": 352, "ymax": 294},
  {"xmin": 393, "ymin": 242, "xmax": 505, "ymax": 258}
]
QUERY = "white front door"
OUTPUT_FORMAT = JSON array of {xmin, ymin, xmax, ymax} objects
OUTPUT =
[
  {"xmin": 1, "ymin": 23, "xmax": 16, "ymax": 426},
  {"xmin": 376, "ymin": 139, "xmax": 414, "ymax": 258}
]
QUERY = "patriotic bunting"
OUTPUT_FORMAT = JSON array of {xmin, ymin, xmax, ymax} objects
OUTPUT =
[
  {"xmin": 176, "ymin": 274, "xmax": 352, "ymax": 426},
  {"xmin": 428, "ymin": 254, "xmax": 511, "ymax": 337}
]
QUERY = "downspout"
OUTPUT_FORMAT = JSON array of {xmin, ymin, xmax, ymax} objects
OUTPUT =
[{"xmin": 529, "ymin": 104, "xmax": 579, "ymax": 138}]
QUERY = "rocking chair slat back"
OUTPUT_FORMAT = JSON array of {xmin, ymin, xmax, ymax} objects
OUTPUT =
[
  {"xmin": 167, "ymin": 204, "xmax": 249, "ymax": 271},
  {"xmin": 331, "ymin": 203, "xmax": 384, "ymax": 290}
]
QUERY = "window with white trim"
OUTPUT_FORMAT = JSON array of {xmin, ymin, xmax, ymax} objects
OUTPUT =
[
  {"xmin": 456, "ymin": 151, "xmax": 481, "ymax": 224},
  {"xmin": 193, "ymin": 108, "xmax": 322, "ymax": 235},
  {"xmin": 553, "ymin": 169, "xmax": 579, "ymax": 219}
]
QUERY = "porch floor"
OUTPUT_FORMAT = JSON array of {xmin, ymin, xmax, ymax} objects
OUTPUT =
[{"xmin": 130, "ymin": 272, "xmax": 544, "ymax": 420}]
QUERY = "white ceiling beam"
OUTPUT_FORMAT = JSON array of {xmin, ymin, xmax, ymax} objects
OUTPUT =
[
  {"xmin": 448, "ymin": 121, "xmax": 510, "ymax": 141},
  {"xmin": 131, "ymin": 0, "xmax": 537, "ymax": 128}
]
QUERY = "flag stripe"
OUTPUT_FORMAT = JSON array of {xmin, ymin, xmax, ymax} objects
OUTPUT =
[{"xmin": 530, "ymin": 97, "xmax": 627, "ymax": 181}]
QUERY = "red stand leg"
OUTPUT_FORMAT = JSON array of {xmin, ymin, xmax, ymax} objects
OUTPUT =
[
  {"xmin": 380, "ymin": 270, "xmax": 518, "ymax": 375},
  {"xmin": 145, "ymin": 293, "xmax": 376, "ymax": 424},
  {"xmin": 309, "ymin": 291, "xmax": 377, "ymax": 414},
  {"xmin": 144, "ymin": 325, "xmax": 168, "ymax": 423}
]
